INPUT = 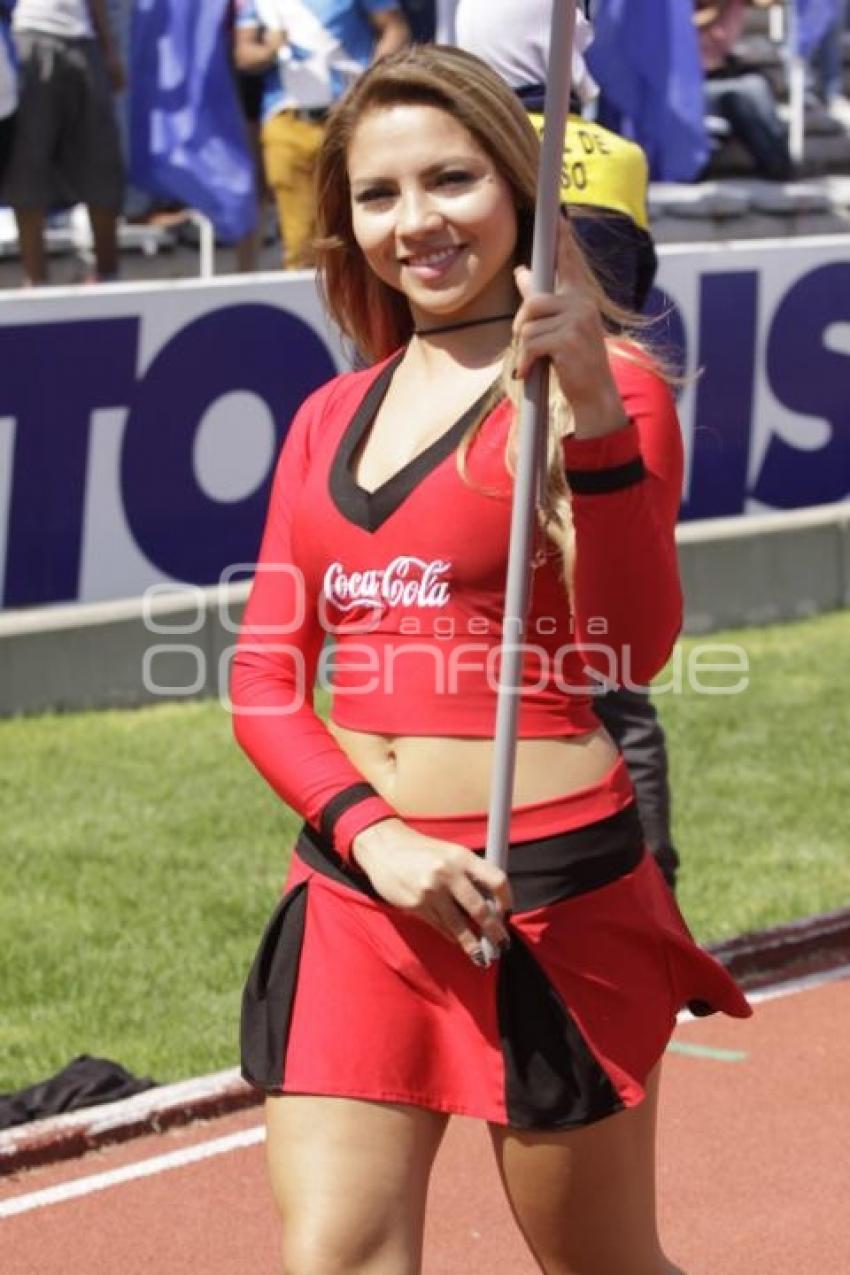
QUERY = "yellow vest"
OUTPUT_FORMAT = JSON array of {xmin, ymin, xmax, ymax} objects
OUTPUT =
[{"xmin": 528, "ymin": 113, "xmax": 650, "ymax": 232}]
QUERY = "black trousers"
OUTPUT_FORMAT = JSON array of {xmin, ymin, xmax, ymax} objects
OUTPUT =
[
  {"xmin": 593, "ymin": 687, "xmax": 679, "ymax": 890},
  {"xmin": 0, "ymin": 110, "xmax": 15, "ymax": 184}
]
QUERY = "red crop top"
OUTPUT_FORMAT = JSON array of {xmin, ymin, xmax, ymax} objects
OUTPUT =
[{"xmin": 232, "ymin": 348, "xmax": 684, "ymax": 860}]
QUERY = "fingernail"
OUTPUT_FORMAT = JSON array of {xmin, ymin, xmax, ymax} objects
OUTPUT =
[{"xmin": 470, "ymin": 947, "xmax": 488, "ymax": 968}]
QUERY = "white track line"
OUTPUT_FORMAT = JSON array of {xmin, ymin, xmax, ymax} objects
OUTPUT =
[
  {"xmin": 0, "ymin": 1126, "xmax": 265, "ymax": 1219},
  {"xmin": 744, "ymin": 962, "xmax": 850, "ymax": 1005},
  {"xmin": 2, "ymin": 964, "xmax": 847, "ymax": 1222}
]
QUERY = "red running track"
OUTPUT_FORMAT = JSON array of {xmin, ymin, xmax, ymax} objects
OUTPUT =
[{"xmin": 2, "ymin": 975, "xmax": 848, "ymax": 1274}]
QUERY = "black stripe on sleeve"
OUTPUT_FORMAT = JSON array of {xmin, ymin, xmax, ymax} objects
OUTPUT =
[
  {"xmin": 566, "ymin": 457, "xmax": 646, "ymax": 495},
  {"xmin": 319, "ymin": 783, "xmax": 380, "ymax": 844}
]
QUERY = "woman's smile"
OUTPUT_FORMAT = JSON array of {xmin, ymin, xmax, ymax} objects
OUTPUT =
[{"xmin": 400, "ymin": 242, "xmax": 468, "ymax": 280}]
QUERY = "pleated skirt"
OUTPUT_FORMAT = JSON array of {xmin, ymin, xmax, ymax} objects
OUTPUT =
[{"xmin": 241, "ymin": 760, "xmax": 752, "ymax": 1129}]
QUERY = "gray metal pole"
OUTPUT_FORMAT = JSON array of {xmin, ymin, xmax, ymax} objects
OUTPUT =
[{"xmin": 480, "ymin": 0, "xmax": 577, "ymax": 964}]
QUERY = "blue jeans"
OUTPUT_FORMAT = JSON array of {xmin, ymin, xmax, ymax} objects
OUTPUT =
[
  {"xmin": 704, "ymin": 70, "xmax": 792, "ymax": 180},
  {"xmin": 813, "ymin": 0, "xmax": 848, "ymax": 104}
]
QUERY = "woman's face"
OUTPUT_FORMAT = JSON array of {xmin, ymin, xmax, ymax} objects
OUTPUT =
[{"xmin": 347, "ymin": 103, "xmax": 519, "ymax": 327}]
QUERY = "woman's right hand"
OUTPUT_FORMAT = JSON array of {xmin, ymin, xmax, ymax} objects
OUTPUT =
[{"xmin": 351, "ymin": 819, "xmax": 513, "ymax": 965}]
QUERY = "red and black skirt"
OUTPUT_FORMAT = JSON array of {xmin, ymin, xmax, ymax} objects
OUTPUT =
[{"xmin": 240, "ymin": 762, "xmax": 751, "ymax": 1130}]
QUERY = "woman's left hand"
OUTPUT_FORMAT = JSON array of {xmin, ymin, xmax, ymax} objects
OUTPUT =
[{"xmin": 512, "ymin": 218, "xmax": 628, "ymax": 440}]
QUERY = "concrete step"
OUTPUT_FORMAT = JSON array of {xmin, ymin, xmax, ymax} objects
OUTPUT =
[
  {"xmin": 651, "ymin": 207, "xmax": 849, "ymax": 243},
  {"xmin": 706, "ymin": 121, "xmax": 850, "ymax": 178},
  {"xmin": 648, "ymin": 181, "xmax": 752, "ymax": 219},
  {"xmin": 649, "ymin": 174, "xmax": 850, "ymax": 242},
  {"xmin": 777, "ymin": 100, "xmax": 847, "ymax": 137}
]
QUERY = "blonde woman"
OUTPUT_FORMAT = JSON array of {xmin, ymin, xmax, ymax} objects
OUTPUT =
[{"xmin": 233, "ymin": 45, "xmax": 750, "ymax": 1275}]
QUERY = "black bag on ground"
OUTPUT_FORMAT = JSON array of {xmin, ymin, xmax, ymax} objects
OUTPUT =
[{"xmin": 0, "ymin": 1055, "xmax": 157, "ymax": 1131}]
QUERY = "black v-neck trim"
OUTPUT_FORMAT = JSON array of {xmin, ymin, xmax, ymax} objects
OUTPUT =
[{"xmin": 329, "ymin": 352, "xmax": 503, "ymax": 533}]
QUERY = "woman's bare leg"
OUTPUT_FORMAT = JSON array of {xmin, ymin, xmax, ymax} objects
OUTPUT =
[
  {"xmin": 489, "ymin": 1063, "xmax": 683, "ymax": 1275},
  {"xmin": 265, "ymin": 1094, "xmax": 449, "ymax": 1275}
]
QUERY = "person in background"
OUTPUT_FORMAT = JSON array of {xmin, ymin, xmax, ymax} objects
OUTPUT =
[
  {"xmin": 696, "ymin": 0, "xmax": 793, "ymax": 180},
  {"xmin": 0, "ymin": 0, "xmax": 17, "ymax": 184},
  {"xmin": 399, "ymin": 0, "xmax": 434, "ymax": 42},
  {"xmin": 0, "ymin": 0, "xmax": 125, "ymax": 284},
  {"xmin": 234, "ymin": 0, "xmax": 409, "ymax": 270},
  {"xmin": 444, "ymin": 0, "xmax": 679, "ymax": 889},
  {"xmin": 810, "ymin": 0, "xmax": 849, "ymax": 119},
  {"xmin": 229, "ymin": 0, "xmax": 268, "ymax": 272}
]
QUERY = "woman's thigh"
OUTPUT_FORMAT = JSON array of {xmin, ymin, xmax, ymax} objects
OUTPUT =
[
  {"xmin": 265, "ymin": 1093, "xmax": 449, "ymax": 1275},
  {"xmin": 489, "ymin": 1063, "xmax": 676, "ymax": 1275}
]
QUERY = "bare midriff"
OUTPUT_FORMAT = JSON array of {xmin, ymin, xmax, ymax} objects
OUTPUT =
[{"xmin": 327, "ymin": 722, "xmax": 620, "ymax": 816}]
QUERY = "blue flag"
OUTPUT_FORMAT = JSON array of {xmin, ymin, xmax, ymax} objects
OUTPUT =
[
  {"xmin": 586, "ymin": 0, "xmax": 709, "ymax": 182},
  {"xmin": 129, "ymin": 0, "xmax": 258, "ymax": 242},
  {"xmin": 793, "ymin": 0, "xmax": 843, "ymax": 57}
]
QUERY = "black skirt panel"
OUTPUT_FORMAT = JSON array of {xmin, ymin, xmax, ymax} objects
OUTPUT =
[
  {"xmin": 240, "ymin": 881, "xmax": 309, "ymax": 1090},
  {"xmin": 498, "ymin": 931, "xmax": 624, "ymax": 1128}
]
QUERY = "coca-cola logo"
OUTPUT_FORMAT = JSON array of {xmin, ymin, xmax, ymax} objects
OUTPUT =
[{"xmin": 323, "ymin": 557, "xmax": 452, "ymax": 611}]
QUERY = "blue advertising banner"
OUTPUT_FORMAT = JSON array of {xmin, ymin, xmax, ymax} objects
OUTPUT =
[
  {"xmin": 649, "ymin": 238, "xmax": 850, "ymax": 520},
  {"xmin": 0, "ymin": 239, "xmax": 848, "ymax": 610},
  {"xmin": 0, "ymin": 275, "xmax": 339, "ymax": 609}
]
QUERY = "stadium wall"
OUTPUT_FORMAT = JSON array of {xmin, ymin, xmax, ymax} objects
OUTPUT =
[{"xmin": 0, "ymin": 236, "xmax": 847, "ymax": 613}]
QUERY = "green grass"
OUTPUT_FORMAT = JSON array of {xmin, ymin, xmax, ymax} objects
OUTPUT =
[
  {"xmin": 0, "ymin": 700, "xmax": 299, "ymax": 1094},
  {"xmin": 1, "ymin": 611, "xmax": 848, "ymax": 1092},
  {"xmin": 657, "ymin": 610, "xmax": 850, "ymax": 938}
]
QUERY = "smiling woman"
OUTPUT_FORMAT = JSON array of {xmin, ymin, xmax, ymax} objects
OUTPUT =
[
  {"xmin": 347, "ymin": 104, "xmax": 518, "ymax": 327},
  {"xmin": 314, "ymin": 47, "xmax": 539, "ymax": 361},
  {"xmin": 230, "ymin": 43, "xmax": 749, "ymax": 1275}
]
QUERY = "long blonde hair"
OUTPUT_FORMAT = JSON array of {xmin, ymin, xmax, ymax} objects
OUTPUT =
[{"xmin": 314, "ymin": 45, "xmax": 650, "ymax": 569}]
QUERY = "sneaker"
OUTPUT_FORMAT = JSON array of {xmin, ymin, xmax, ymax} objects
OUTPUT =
[{"xmin": 826, "ymin": 95, "xmax": 850, "ymax": 125}]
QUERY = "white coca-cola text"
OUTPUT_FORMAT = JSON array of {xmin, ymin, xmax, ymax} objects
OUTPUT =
[{"xmin": 323, "ymin": 557, "xmax": 452, "ymax": 611}]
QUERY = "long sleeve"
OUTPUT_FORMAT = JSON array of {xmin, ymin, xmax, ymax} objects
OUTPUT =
[
  {"xmin": 563, "ymin": 356, "xmax": 684, "ymax": 688},
  {"xmin": 231, "ymin": 384, "xmax": 396, "ymax": 860}
]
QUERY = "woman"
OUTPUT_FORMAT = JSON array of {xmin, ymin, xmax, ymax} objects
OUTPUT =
[{"xmin": 232, "ymin": 44, "xmax": 750, "ymax": 1275}]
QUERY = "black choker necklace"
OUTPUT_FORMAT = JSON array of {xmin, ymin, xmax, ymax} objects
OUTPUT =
[{"xmin": 414, "ymin": 311, "xmax": 515, "ymax": 338}]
